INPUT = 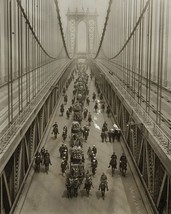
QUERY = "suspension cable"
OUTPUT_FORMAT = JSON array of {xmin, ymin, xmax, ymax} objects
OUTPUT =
[
  {"xmin": 54, "ymin": 0, "xmax": 71, "ymax": 59},
  {"xmin": 16, "ymin": 0, "xmax": 56, "ymax": 59},
  {"xmin": 109, "ymin": 0, "xmax": 150, "ymax": 60},
  {"xmin": 94, "ymin": 0, "xmax": 113, "ymax": 59}
]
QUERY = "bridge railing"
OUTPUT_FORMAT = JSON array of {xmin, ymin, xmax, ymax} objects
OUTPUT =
[
  {"xmin": 0, "ymin": 61, "xmax": 70, "ymax": 156},
  {"xmin": 96, "ymin": 61, "xmax": 171, "ymax": 158}
]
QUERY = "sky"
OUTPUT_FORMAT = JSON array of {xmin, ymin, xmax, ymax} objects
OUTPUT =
[{"xmin": 58, "ymin": 0, "xmax": 109, "ymax": 52}]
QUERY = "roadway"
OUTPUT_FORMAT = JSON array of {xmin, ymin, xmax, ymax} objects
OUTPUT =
[
  {"xmin": 96, "ymin": 59, "xmax": 171, "ymax": 137},
  {"xmin": 14, "ymin": 65, "xmax": 153, "ymax": 214}
]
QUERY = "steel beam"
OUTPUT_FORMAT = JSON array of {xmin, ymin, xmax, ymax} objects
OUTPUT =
[
  {"xmin": 91, "ymin": 61, "xmax": 171, "ymax": 213},
  {"xmin": 0, "ymin": 61, "xmax": 75, "ymax": 213}
]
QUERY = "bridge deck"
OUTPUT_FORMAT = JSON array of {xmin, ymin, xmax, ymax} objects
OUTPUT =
[{"xmin": 14, "ymin": 68, "xmax": 152, "ymax": 214}]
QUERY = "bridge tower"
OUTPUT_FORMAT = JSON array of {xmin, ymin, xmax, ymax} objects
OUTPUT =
[{"xmin": 66, "ymin": 8, "xmax": 98, "ymax": 57}]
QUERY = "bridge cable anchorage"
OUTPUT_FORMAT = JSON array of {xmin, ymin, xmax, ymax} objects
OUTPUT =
[
  {"xmin": 94, "ymin": 0, "xmax": 113, "ymax": 59},
  {"xmin": 54, "ymin": 0, "xmax": 71, "ymax": 59}
]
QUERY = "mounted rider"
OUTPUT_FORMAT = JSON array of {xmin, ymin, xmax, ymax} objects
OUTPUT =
[
  {"xmin": 108, "ymin": 152, "xmax": 117, "ymax": 170},
  {"xmin": 64, "ymin": 94, "xmax": 68, "ymax": 104},
  {"xmin": 100, "ymin": 172, "xmax": 108, "ymax": 183},
  {"xmin": 53, "ymin": 122, "xmax": 58, "ymax": 129},
  {"xmin": 52, "ymin": 122, "xmax": 59, "ymax": 138},
  {"xmin": 120, "ymin": 153, "xmax": 127, "ymax": 169},
  {"xmin": 99, "ymin": 173, "xmax": 109, "ymax": 191},
  {"xmin": 60, "ymin": 103, "xmax": 65, "ymax": 116},
  {"xmin": 111, "ymin": 152, "xmax": 117, "ymax": 160},
  {"xmin": 84, "ymin": 173, "xmax": 94, "ymax": 195}
]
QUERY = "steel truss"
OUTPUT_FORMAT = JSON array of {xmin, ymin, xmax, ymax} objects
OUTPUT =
[
  {"xmin": 0, "ymin": 61, "xmax": 75, "ymax": 214},
  {"xmin": 91, "ymin": 62, "xmax": 171, "ymax": 214}
]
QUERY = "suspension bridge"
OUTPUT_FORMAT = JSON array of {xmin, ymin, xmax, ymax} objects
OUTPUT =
[{"xmin": 0, "ymin": 0, "xmax": 171, "ymax": 213}]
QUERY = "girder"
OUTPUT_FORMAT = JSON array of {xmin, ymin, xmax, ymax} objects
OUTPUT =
[
  {"xmin": 0, "ymin": 0, "xmax": 171, "ymax": 213},
  {"xmin": 90, "ymin": 60, "xmax": 171, "ymax": 213},
  {"xmin": 0, "ymin": 61, "xmax": 76, "ymax": 213}
]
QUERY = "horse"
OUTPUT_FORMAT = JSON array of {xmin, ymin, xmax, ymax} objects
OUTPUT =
[
  {"xmin": 60, "ymin": 106, "xmax": 64, "ymax": 116},
  {"xmin": 109, "ymin": 158, "xmax": 117, "ymax": 176},
  {"xmin": 62, "ymin": 129, "xmax": 67, "ymax": 141},
  {"xmin": 66, "ymin": 178, "xmax": 79, "ymax": 198},
  {"xmin": 99, "ymin": 181, "xmax": 109, "ymax": 200},
  {"xmin": 53, "ymin": 126, "xmax": 59, "ymax": 139},
  {"xmin": 61, "ymin": 161, "xmax": 67, "ymax": 176},
  {"xmin": 120, "ymin": 160, "xmax": 127, "ymax": 177},
  {"xmin": 84, "ymin": 178, "xmax": 93, "ymax": 196},
  {"xmin": 66, "ymin": 179, "xmax": 72, "ymax": 198},
  {"xmin": 91, "ymin": 162, "xmax": 97, "ymax": 176}
]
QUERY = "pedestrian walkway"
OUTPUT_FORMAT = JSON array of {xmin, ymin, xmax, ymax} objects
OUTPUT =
[{"xmin": 14, "ymin": 65, "xmax": 152, "ymax": 214}]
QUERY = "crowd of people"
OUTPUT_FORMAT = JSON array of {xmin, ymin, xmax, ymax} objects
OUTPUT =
[{"xmin": 34, "ymin": 63, "xmax": 128, "ymax": 199}]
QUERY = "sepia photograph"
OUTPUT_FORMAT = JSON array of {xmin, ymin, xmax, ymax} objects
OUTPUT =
[{"xmin": 0, "ymin": 0, "xmax": 171, "ymax": 213}]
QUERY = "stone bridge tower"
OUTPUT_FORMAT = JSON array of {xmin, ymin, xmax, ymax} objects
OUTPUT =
[{"xmin": 66, "ymin": 8, "xmax": 98, "ymax": 57}]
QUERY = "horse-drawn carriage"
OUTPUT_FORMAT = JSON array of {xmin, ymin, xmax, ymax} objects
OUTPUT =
[
  {"xmin": 65, "ymin": 145, "xmax": 85, "ymax": 198},
  {"xmin": 73, "ymin": 103, "xmax": 83, "ymax": 123},
  {"xmin": 71, "ymin": 121, "xmax": 81, "ymax": 133},
  {"xmin": 70, "ymin": 163, "xmax": 85, "ymax": 179},
  {"xmin": 70, "ymin": 121, "xmax": 83, "ymax": 147},
  {"xmin": 70, "ymin": 145, "xmax": 84, "ymax": 163}
]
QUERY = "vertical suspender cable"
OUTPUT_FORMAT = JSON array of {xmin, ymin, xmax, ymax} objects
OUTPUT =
[
  {"xmin": 158, "ymin": 0, "xmax": 164, "ymax": 126},
  {"xmin": 145, "ymin": 0, "xmax": 150, "ymax": 113},
  {"xmin": 20, "ymin": 3, "xmax": 23, "ymax": 110},
  {"xmin": 140, "ymin": 0, "xmax": 144, "ymax": 107},
  {"xmin": 26, "ymin": 0, "xmax": 29, "ymax": 104},
  {"xmin": 147, "ymin": 0, "xmax": 153, "ymax": 115},
  {"xmin": 163, "ymin": 0, "xmax": 169, "ymax": 87},
  {"xmin": 156, "ymin": 0, "xmax": 162, "ymax": 125},
  {"xmin": 7, "ymin": 0, "xmax": 11, "ymax": 125},
  {"xmin": 17, "ymin": 3, "xmax": 21, "ymax": 113}
]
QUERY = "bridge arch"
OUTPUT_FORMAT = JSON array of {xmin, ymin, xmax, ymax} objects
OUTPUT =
[{"xmin": 66, "ymin": 8, "xmax": 98, "ymax": 57}]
